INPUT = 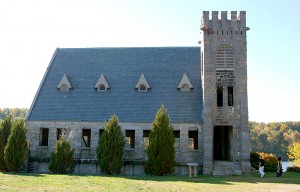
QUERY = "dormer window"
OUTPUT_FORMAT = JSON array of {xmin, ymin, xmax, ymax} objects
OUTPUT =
[
  {"xmin": 135, "ymin": 73, "xmax": 150, "ymax": 92},
  {"xmin": 181, "ymin": 84, "xmax": 190, "ymax": 92},
  {"xmin": 98, "ymin": 84, "xmax": 106, "ymax": 91},
  {"xmin": 177, "ymin": 73, "xmax": 193, "ymax": 92},
  {"xmin": 57, "ymin": 74, "xmax": 72, "ymax": 92},
  {"xmin": 139, "ymin": 84, "xmax": 146, "ymax": 91},
  {"xmin": 60, "ymin": 84, "xmax": 69, "ymax": 92},
  {"xmin": 94, "ymin": 74, "xmax": 110, "ymax": 91}
]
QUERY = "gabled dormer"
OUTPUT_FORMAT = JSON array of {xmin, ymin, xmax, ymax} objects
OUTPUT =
[
  {"xmin": 94, "ymin": 73, "xmax": 110, "ymax": 91},
  {"xmin": 177, "ymin": 73, "xmax": 193, "ymax": 92},
  {"xmin": 57, "ymin": 74, "xmax": 72, "ymax": 92},
  {"xmin": 135, "ymin": 73, "xmax": 150, "ymax": 92}
]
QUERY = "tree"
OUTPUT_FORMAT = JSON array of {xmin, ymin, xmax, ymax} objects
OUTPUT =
[
  {"xmin": 48, "ymin": 132, "xmax": 76, "ymax": 174},
  {"xmin": 96, "ymin": 115, "xmax": 125, "ymax": 175},
  {"xmin": 144, "ymin": 105, "xmax": 175, "ymax": 175},
  {"xmin": 0, "ymin": 115, "xmax": 12, "ymax": 171},
  {"xmin": 288, "ymin": 142, "xmax": 300, "ymax": 167},
  {"xmin": 4, "ymin": 119, "xmax": 28, "ymax": 172}
]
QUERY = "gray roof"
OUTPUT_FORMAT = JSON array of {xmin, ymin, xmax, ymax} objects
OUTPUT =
[{"xmin": 27, "ymin": 47, "xmax": 203, "ymax": 123}]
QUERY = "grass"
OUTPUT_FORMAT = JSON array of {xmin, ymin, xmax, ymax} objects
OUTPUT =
[{"xmin": 0, "ymin": 171, "xmax": 299, "ymax": 192}]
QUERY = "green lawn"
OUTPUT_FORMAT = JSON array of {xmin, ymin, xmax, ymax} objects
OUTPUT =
[{"xmin": 0, "ymin": 172, "xmax": 299, "ymax": 192}]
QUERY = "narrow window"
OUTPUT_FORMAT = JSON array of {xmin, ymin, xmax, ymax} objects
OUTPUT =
[
  {"xmin": 99, "ymin": 129, "xmax": 104, "ymax": 138},
  {"xmin": 126, "ymin": 130, "xmax": 135, "ymax": 149},
  {"xmin": 228, "ymin": 87, "xmax": 234, "ymax": 106},
  {"xmin": 57, "ymin": 128, "xmax": 66, "ymax": 140},
  {"xmin": 188, "ymin": 130, "xmax": 198, "ymax": 150},
  {"xmin": 217, "ymin": 87, "xmax": 223, "ymax": 107},
  {"xmin": 40, "ymin": 128, "xmax": 49, "ymax": 146},
  {"xmin": 82, "ymin": 129, "xmax": 91, "ymax": 147},
  {"xmin": 173, "ymin": 130, "xmax": 180, "ymax": 149},
  {"xmin": 143, "ymin": 130, "xmax": 150, "ymax": 149}
]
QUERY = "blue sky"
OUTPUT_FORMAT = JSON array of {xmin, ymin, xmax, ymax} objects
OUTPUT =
[{"xmin": 0, "ymin": 0, "xmax": 299, "ymax": 122}]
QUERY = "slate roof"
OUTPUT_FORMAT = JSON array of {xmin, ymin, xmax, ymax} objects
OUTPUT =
[{"xmin": 27, "ymin": 47, "xmax": 203, "ymax": 123}]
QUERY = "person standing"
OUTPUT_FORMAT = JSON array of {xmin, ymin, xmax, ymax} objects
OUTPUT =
[
  {"xmin": 259, "ymin": 157, "xmax": 265, "ymax": 177},
  {"xmin": 276, "ymin": 157, "xmax": 282, "ymax": 178}
]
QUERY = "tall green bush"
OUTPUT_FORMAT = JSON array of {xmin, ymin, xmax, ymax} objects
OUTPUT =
[
  {"xmin": 96, "ymin": 115, "xmax": 125, "ymax": 175},
  {"xmin": 4, "ymin": 119, "xmax": 28, "ymax": 172},
  {"xmin": 0, "ymin": 115, "xmax": 12, "ymax": 171},
  {"xmin": 144, "ymin": 105, "xmax": 175, "ymax": 175},
  {"xmin": 48, "ymin": 134, "xmax": 76, "ymax": 174}
]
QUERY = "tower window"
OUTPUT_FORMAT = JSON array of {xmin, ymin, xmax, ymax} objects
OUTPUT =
[
  {"xmin": 217, "ymin": 87, "xmax": 223, "ymax": 107},
  {"xmin": 216, "ymin": 45, "xmax": 234, "ymax": 71},
  {"xmin": 228, "ymin": 87, "xmax": 234, "ymax": 106}
]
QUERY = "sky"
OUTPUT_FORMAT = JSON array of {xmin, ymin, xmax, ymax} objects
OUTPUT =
[{"xmin": 0, "ymin": 0, "xmax": 299, "ymax": 123}]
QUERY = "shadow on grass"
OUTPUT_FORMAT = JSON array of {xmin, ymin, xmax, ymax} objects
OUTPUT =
[
  {"xmin": 2, "ymin": 171, "xmax": 300, "ymax": 185},
  {"xmin": 104, "ymin": 171, "xmax": 300, "ymax": 185},
  {"xmin": 2, "ymin": 172, "xmax": 47, "ymax": 177}
]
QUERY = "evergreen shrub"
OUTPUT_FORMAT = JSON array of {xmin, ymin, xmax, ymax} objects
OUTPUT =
[
  {"xmin": 48, "ymin": 133, "xmax": 75, "ymax": 174},
  {"xmin": 4, "ymin": 119, "xmax": 28, "ymax": 172},
  {"xmin": 144, "ymin": 105, "xmax": 175, "ymax": 175},
  {"xmin": 96, "ymin": 115, "xmax": 125, "ymax": 175},
  {"xmin": 0, "ymin": 115, "xmax": 12, "ymax": 171}
]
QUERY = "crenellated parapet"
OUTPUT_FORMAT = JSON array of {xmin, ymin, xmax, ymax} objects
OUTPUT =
[{"xmin": 201, "ymin": 11, "xmax": 249, "ymax": 35}]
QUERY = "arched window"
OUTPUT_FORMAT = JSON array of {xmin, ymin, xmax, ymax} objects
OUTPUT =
[
  {"xmin": 181, "ymin": 84, "xmax": 190, "ymax": 92},
  {"xmin": 60, "ymin": 84, "xmax": 69, "ymax": 92},
  {"xmin": 216, "ymin": 45, "xmax": 234, "ymax": 71},
  {"xmin": 139, "ymin": 84, "xmax": 146, "ymax": 91},
  {"xmin": 98, "ymin": 84, "xmax": 106, "ymax": 91}
]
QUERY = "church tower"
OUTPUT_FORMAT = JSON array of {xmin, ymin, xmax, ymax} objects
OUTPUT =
[{"xmin": 200, "ymin": 11, "xmax": 251, "ymax": 175}]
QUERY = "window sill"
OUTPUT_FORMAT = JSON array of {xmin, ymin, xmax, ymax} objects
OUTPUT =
[
  {"xmin": 125, "ymin": 148, "xmax": 135, "ymax": 151},
  {"xmin": 38, "ymin": 146, "xmax": 48, "ymax": 149},
  {"xmin": 80, "ymin": 147, "xmax": 91, "ymax": 150}
]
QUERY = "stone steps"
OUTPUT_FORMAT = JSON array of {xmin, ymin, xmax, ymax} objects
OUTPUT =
[{"xmin": 213, "ymin": 161, "xmax": 242, "ymax": 176}]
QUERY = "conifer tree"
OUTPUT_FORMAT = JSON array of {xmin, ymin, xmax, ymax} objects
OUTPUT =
[
  {"xmin": 144, "ymin": 105, "xmax": 175, "ymax": 175},
  {"xmin": 96, "ymin": 115, "xmax": 125, "ymax": 175},
  {"xmin": 0, "ymin": 115, "xmax": 12, "ymax": 171},
  {"xmin": 4, "ymin": 119, "xmax": 28, "ymax": 172},
  {"xmin": 48, "ymin": 131, "xmax": 75, "ymax": 174}
]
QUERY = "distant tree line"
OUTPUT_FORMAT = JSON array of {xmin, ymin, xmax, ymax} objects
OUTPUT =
[
  {"xmin": 250, "ymin": 121, "xmax": 300, "ymax": 160},
  {"xmin": 0, "ymin": 108, "xmax": 28, "ymax": 120}
]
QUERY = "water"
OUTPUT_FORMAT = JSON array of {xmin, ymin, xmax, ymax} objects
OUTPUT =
[{"xmin": 282, "ymin": 161, "xmax": 291, "ymax": 172}]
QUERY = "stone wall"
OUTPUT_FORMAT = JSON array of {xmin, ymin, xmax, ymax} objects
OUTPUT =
[{"xmin": 26, "ymin": 120, "xmax": 203, "ymax": 175}]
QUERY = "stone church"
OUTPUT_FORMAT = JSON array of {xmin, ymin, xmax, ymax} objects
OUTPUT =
[{"xmin": 26, "ymin": 11, "xmax": 251, "ymax": 175}]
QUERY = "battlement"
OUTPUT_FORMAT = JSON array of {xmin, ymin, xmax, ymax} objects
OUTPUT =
[{"xmin": 201, "ymin": 11, "xmax": 249, "ymax": 35}]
